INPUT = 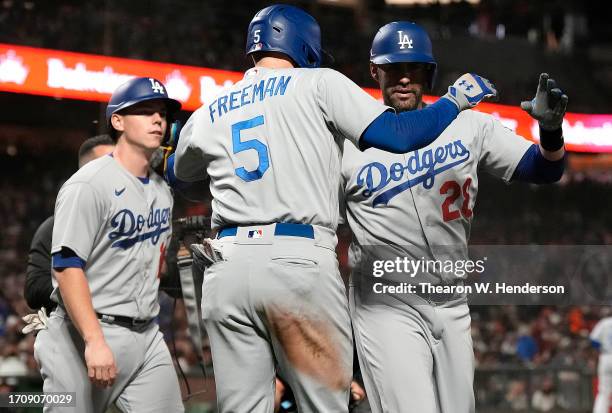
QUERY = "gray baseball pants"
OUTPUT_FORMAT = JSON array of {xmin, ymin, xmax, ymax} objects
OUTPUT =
[
  {"xmin": 34, "ymin": 307, "xmax": 184, "ymax": 413},
  {"xmin": 350, "ymin": 287, "xmax": 474, "ymax": 413},
  {"xmin": 202, "ymin": 224, "xmax": 353, "ymax": 413}
]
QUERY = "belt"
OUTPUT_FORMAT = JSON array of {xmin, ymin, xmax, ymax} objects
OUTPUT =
[
  {"xmin": 96, "ymin": 313, "xmax": 152, "ymax": 329},
  {"xmin": 217, "ymin": 223, "xmax": 314, "ymax": 239}
]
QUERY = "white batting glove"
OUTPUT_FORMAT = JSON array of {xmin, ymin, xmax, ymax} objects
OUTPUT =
[
  {"xmin": 520, "ymin": 73, "xmax": 568, "ymax": 131},
  {"xmin": 443, "ymin": 73, "xmax": 498, "ymax": 111},
  {"xmin": 21, "ymin": 307, "xmax": 49, "ymax": 334}
]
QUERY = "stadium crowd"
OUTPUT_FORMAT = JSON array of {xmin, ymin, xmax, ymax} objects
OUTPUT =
[{"xmin": 0, "ymin": 0, "xmax": 608, "ymax": 112}]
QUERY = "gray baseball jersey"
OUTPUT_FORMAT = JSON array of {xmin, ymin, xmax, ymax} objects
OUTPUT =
[
  {"xmin": 174, "ymin": 66, "xmax": 388, "ymax": 412},
  {"xmin": 591, "ymin": 317, "xmax": 612, "ymax": 355},
  {"xmin": 591, "ymin": 317, "xmax": 612, "ymax": 413},
  {"xmin": 36, "ymin": 154, "xmax": 183, "ymax": 413},
  {"xmin": 343, "ymin": 110, "xmax": 532, "ymax": 413},
  {"xmin": 343, "ymin": 110, "xmax": 532, "ymax": 276},
  {"xmin": 51, "ymin": 155, "xmax": 172, "ymax": 319},
  {"xmin": 175, "ymin": 67, "xmax": 387, "ymax": 233}
]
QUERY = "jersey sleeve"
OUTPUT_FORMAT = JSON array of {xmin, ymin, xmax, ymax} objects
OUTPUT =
[
  {"xmin": 478, "ymin": 113, "xmax": 533, "ymax": 182},
  {"xmin": 51, "ymin": 182, "xmax": 104, "ymax": 262},
  {"xmin": 590, "ymin": 320, "xmax": 603, "ymax": 342},
  {"xmin": 317, "ymin": 69, "xmax": 389, "ymax": 147},
  {"xmin": 174, "ymin": 107, "xmax": 210, "ymax": 182}
]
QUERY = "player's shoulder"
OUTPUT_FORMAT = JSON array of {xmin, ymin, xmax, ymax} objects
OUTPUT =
[
  {"xmin": 592, "ymin": 316, "xmax": 612, "ymax": 329},
  {"xmin": 456, "ymin": 109, "xmax": 495, "ymax": 123},
  {"xmin": 451, "ymin": 110, "xmax": 503, "ymax": 137},
  {"xmin": 63, "ymin": 155, "xmax": 115, "ymax": 187},
  {"xmin": 312, "ymin": 67, "xmax": 351, "ymax": 83}
]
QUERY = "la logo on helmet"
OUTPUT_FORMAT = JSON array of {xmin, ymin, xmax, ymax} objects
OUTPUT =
[
  {"xmin": 149, "ymin": 78, "xmax": 165, "ymax": 94},
  {"xmin": 397, "ymin": 31, "xmax": 413, "ymax": 50}
]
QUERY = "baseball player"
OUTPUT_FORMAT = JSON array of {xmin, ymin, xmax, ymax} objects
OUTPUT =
[
  {"xmin": 591, "ymin": 316, "xmax": 612, "ymax": 413},
  {"xmin": 172, "ymin": 5, "xmax": 496, "ymax": 413},
  {"xmin": 342, "ymin": 22, "xmax": 568, "ymax": 413},
  {"xmin": 34, "ymin": 77, "xmax": 184, "ymax": 413},
  {"xmin": 25, "ymin": 135, "xmax": 115, "ymax": 313}
]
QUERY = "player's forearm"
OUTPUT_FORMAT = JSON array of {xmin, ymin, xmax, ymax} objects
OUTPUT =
[
  {"xmin": 540, "ymin": 145, "xmax": 565, "ymax": 161},
  {"xmin": 512, "ymin": 144, "xmax": 565, "ymax": 184},
  {"xmin": 360, "ymin": 98, "xmax": 458, "ymax": 153},
  {"xmin": 55, "ymin": 268, "xmax": 104, "ymax": 343}
]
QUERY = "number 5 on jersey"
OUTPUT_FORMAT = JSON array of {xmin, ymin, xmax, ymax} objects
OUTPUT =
[{"xmin": 232, "ymin": 115, "xmax": 269, "ymax": 182}]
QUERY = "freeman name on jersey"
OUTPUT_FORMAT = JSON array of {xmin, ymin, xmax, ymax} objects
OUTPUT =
[{"xmin": 209, "ymin": 75, "xmax": 292, "ymax": 123}]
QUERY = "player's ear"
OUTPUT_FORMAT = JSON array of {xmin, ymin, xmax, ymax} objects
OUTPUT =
[
  {"xmin": 110, "ymin": 113, "xmax": 124, "ymax": 134},
  {"xmin": 370, "ymin": 63, "xmax": 379, "ymax": 83}
]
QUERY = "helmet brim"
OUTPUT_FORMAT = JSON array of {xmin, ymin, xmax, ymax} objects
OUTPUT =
[
  {"xmin": 110, "ymin": 96, "xmax": 182, "ymax": 118},
  {"xmin": 370, "ymin": 52, "xmax": 436, "ymax": 66}
]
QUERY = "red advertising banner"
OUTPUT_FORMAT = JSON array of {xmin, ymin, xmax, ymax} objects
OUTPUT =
[{"xmin": 1, "ymin": 43, "xmax": 611, "ymax": 153}]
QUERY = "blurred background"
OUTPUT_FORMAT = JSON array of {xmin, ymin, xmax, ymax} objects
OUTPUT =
[{"xmin": 0, "ymin": 0, "xmax": 610, "ymax": 412}]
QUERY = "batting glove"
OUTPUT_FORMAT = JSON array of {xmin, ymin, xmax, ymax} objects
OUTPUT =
[
  {"xmin": 520, "ymin": 73, "xmax": 568, "ymax": 131},
  {"xmin": 22, "ymin": 307, "xmax": 49, "ymax": 334},
  {"xmin": 442, "ymin": 73, "xmax": 498, "ymax": 111}
]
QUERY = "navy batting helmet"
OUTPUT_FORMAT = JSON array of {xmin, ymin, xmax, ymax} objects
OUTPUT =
[
  {"xmin": 106, "ymin": 77, "xmax": 181, "ymax": 131},
  {"xmin": 370, "ymin": 21, "xmax": 437, "ymax": 89},
  {"xmin": 246, "ymin": 4, "xmax": 323, "ymax": 68}
]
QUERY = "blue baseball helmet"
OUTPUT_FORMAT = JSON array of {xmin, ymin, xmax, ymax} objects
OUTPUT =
[
  {"xmin": 370, "ymin": 21, "xmax": 437, "ymax": 89},
  {"xmin": 246, "ymin": 4, "xmax": 323, "ymax": 68},
  {"xmin": 106, "ymin": 77, "xmax": 181, "ymax": 128}
]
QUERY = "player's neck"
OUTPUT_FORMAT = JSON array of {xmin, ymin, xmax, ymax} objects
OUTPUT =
[
  {"xmin": 112, "ymin": 142, "xmax": 152, "ymax": 178},
  {"xmin": 254, "ymin": 56, "xmax": 295, "ymax": 69}
]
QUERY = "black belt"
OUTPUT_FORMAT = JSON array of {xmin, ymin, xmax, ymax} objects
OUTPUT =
[{"xmin": 96, "ymin": 312, "xmax": 152, "ymax": 329}]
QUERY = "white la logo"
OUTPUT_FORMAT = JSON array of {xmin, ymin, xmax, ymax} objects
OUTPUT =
[
  {"xmin": 149, "ymin": 78, "xmax": 165, "ymax": 94},
  {"xmin": 397, "ymin": 31, "xmax": 413, "ymax": 50}
]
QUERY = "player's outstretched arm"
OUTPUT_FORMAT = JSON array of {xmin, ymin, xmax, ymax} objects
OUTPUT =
[
  {"xmin": 55, "ymin": 266, "xmax": 117, "ymax": 388},
  {"xmin": 520, "ymin": 73, "xmax": 568, "ymax": 161},
  {"xmin": 511, "ymin": 73, "xmax": 568, "ymax": 184},
  {"xmin": 361, "ymin": 73, "xmax": 497, "ymax": 153}
]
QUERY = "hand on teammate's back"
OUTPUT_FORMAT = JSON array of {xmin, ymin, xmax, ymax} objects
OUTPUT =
[
  {"xmin": 443, "ymin": 73, "xmax": 497, "ymax": 111},
  {"xmin": 520, "ymin": 72, "xmax": 568, "ymax": 130},
  {"xmin": 85, "ymin": 337, "xmax": 117, "ymax": 388}
]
